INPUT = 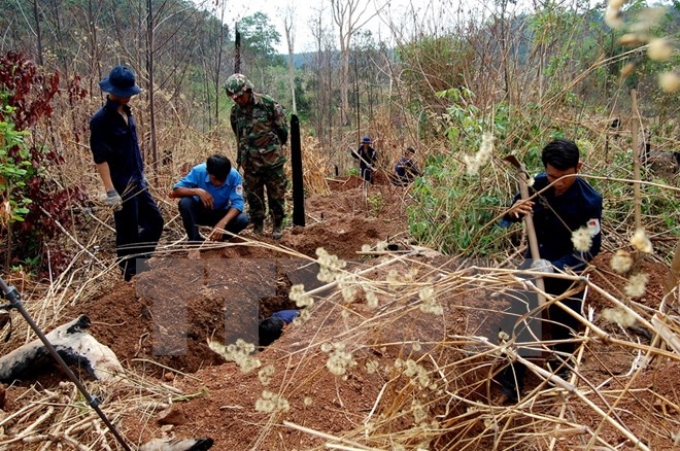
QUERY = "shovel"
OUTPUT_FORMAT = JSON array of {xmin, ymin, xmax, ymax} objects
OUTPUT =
[{"xmin": 504, "ymin": 154, "xmax": 546, "ymax": 305}]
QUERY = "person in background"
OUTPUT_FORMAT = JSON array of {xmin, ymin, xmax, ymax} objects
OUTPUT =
[
  {"xmin": 226, "ymin": 73, "xmax": 288, "ymax": 240},
  {"xmin": 259, "ymin": 310, "xmax": 300, "ymax": 347},
  {"xmin": 499, "ymin": 138, "xmax": 603, "ymax": 402},
  {"xmin": 392, "ymin": 146, "xmax": 422, "ymax": 186},
  {"xmin": 89, "ymin": 65, "xmax": 164, "ymax": 281},
  {"xmin": 352, "ymin": 136, "xmax": 377, "ymax": 184},
  {"xmin": 171, "ymin": 154, "xmax": 249, "ymax": 242}
]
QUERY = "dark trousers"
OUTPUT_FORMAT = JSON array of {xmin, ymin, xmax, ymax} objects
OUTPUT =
[
  {"xmin": 360, "ymin": 167, "xmax": 374, "ymax": 183},
  {"xmin": 178, "ymin": 197, "xmax": 249, "ymax": 241},
  {"xmin": 498, "ymin": 274, "xmax": 584, "ymax": 398},
  {"xmin": 114, "ymin": 186, "xmax": 164, "ymax": 280},
  {"xmin": 390, "ymin": 173, "xmax": 414, "ymax": 187},
  {"xmin": 544, "ymin": 278, "xmax": 584, "ymax": 356}
]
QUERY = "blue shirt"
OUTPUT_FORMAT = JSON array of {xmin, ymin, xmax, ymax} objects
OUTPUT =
[
  {"xmin": 272, "ymin": 310, "xmax": 300, "ymax": 324},
  {"xmin": 173, "ymin": 164, "xmax": 245, "ymax": 212},
  {"xmin": 502, "ymin": 173, "xmax": 603, "ymax": 272},
  {"xmin": 89, "ymin": 97, "xmax": 145, "ymax": 192}
]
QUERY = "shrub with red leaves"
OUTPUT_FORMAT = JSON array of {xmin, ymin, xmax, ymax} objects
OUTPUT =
[{"xmin": 0, "ymin": 51, "xmax": 88, "ymax": 275}]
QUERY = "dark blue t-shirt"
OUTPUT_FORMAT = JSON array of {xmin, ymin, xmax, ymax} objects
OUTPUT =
[
  {"xmin": 351, "ymin": 146, "xmax": 376, "ymax": 170},
  {"xmin": 501, "ymin": 173, "xmax": 603, "ymax": 272}
]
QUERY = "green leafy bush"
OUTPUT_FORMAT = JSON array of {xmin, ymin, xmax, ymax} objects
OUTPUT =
[
  {"xmin": 407, "ymin": 87, "xmax": 593, "ymax": 257},
  {"xmin": 408, "ymin": 165, "xmax": 510, "ymax": 257},
  {"xmin": 0, "ymin": 105, "xmax": 32, "ymax": 223},
  {"xmin": 408, "ymin": 88, "xmax": 515, "ymax": 257}
]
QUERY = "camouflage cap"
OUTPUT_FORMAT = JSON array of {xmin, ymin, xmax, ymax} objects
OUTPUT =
[{"xmin": 224, "ymin": 73, "xmax": 254, "ymax": 97}]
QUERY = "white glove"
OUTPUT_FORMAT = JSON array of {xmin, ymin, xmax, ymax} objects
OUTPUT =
[
  {"xmin": 530, "ymin": 259, "xmax": 553, "ymax": 273},
  {"xmin": 106, "ymin": 189, "xmax": 123, "ymax": 211}
]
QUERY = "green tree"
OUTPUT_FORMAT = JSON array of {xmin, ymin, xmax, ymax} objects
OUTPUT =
[
  {"xmin": 238, "ymin": 12, "xmax": 285, "ymax": 89},
  {"xmin": 397, "ymin": 35, "xmax": 472, "ymax": 105},
  {"xmin": 294, "ymin": 76, "xmax": 311, "ymax": 120}
]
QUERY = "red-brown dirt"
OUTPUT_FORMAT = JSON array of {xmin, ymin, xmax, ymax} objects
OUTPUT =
[
  {"xmin": 50, "ymin": 184, "xmax": 403, "ymax": 373},
  {"xmin": 1, "ymin": 182, "xmax": 679, "ymax": 450},
  {"xmin": 48, "ymin": 183, "xmax": 414, "ymax": 448}
]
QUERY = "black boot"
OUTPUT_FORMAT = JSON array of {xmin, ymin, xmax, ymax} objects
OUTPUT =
[
  {"xmin": 253, "ymin": 220, "xmax": 264, "ymax": 236},
  {"xmin": 498, "ymin": 362, "xmax": 526, "ymax": 403},
  {"xmin": 272, "ymin": 217, "xmax": 284, "ymax": 240}
]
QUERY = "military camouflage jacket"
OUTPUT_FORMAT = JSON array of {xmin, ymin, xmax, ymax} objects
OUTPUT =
[{"xmin": 230, "ymin": 93, "xmax": 288, "ymax": 172}]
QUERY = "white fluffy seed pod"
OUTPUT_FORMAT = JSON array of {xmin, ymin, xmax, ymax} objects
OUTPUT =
[
  {"xmin": 647, "ymin": 38, "xmax": 674, "ymax": 61},
  {"xmin": 659, "ymin": 72, "xmax": 680, "ymax": 93}
]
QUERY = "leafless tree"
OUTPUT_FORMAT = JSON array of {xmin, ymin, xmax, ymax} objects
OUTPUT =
[
  {"xmin": 31, "ymin": 0, "xmax": 44, "ymax": 66},
  {"xmin": 282, "ymin": 5, "xmax": 297, "ymax": 115},
  {"xmin": 309, "ymin": 6, "xmax": 332, "ymax": 140},
  {"xmin": 86, "ymin": 0, "xmax": 103, "ymax": 93},
  {"xmin": 146, "ymin": 0, "xmax": 158, "ymax": 170},
  {"xmin": 329, "ymin": 0, "xmax": 384, "ymax": 126},
  {"xmin": 212, "ymin": 3, "xmax": 227, "ymax": 125}
]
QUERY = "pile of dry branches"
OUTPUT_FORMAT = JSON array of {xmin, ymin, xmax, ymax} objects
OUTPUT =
[{"xmin": 263, "ymin": 249, "xmax": 680, "ymax": 450}]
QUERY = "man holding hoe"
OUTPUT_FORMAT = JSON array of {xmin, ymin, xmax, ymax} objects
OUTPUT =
[{"xmin": 499, "ymin": 138, "xmax": 603, "ymax": 402}]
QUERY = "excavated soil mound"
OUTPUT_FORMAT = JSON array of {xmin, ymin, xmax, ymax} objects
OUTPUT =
[{"xmin": 64, "ymin": 185, "xmax": 410, "ymax": 377}]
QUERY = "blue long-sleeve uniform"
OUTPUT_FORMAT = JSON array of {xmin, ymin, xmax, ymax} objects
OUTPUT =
[
  {"xmin": 272, "ymin": 309, "xmax": 300, "ymax": 324},
  {"xmin": 89, "ymin": 96, "xmax": 164, "ymax": 281},
  {"xmin": 497, "ymin": 171, "xmax": 603, "ymax": 397}
]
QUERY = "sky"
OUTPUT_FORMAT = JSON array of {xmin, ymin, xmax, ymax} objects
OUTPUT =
[{"xmin": 191, "ymin": 0, "xmax": 489, "ymax": 54}]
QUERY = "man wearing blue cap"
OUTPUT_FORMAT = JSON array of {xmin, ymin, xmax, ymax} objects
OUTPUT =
[
  {"xmin": 90, "ymin": 65, "xmax": 164, "ymax": 281},
  {"xmin": 352, "ymin": 136, "xmax": 377, "ymax": 184}
]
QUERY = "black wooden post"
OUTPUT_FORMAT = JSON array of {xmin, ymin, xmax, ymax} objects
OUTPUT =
[
  {"xmin": 234, "ymin": 26, "xmax": 241, "ymax": 73},
  {"xmin": 291, "ymin": 115, "xmax": 305, "ymax": 227}
]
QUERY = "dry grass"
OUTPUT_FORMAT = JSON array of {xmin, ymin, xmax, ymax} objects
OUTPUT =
[
  {"xmin": 261, "ymin": 253, "xmax": 680, "ymax": 451},
  {"xmin": 2, "ymin": 237, "xmax": 680, "ymax": 449},
  {"xmin": 2, "ymin": 108, "xmax": 679, "ymax": 450},
  {"xmin": 3, "ymin": 102, "xmax": 680, "ymax": 449},
  {"xmin": 0, "ymin": 370, "xmax": 186, "ymax": 450}
]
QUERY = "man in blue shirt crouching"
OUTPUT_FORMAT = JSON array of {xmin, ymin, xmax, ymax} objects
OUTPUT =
[{"xmin": 172, "ymin": 154, "xmax": 249, "ymax": 242}]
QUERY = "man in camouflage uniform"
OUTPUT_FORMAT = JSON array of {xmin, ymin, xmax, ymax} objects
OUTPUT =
[{"xmin": 225, "ymin": 73, "xmax": 288, "ymax": 240}]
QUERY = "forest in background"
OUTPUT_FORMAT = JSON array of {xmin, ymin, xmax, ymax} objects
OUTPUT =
[
  {"xmin": 1, "ymin": 0, "xmax": 680, "ymax": 272},
  {"xmin": 2, "ymin": 0, "xmax": 678, "ymax": 144}
]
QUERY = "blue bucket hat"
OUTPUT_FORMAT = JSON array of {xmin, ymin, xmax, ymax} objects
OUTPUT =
[
  {"xmin": 361, "ymin": 136, "xmax": 372, "ymax": 144},
  {"xmin": 99, "ymin": 65, "xmax": 142, "ymax": 98}
]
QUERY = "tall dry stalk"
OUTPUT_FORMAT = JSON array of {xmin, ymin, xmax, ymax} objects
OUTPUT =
[
  {"xmin": 631, "ymin": 88, "xmax": 642, "ymax": 232},
  {"xmin": 664, "ymin": 242, "xmax": 680, "ymax": 302}
]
